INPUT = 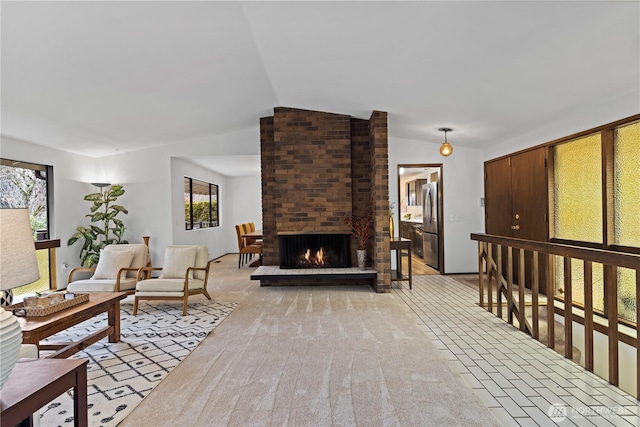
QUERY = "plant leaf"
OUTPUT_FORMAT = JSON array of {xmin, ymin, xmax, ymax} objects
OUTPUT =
[
  {"xmin": 111, "ymin": 205, "xmax": 128, "ymax": 215},
  {"xmin": 90, "ymin": 225, "xmax": 104, "ymax": 235},
  {"xmin": 84, "ymin": 193, "xmax": 103, "ymax": 202},
  {"xmin": 92, "ymin": 212, "xmax": 107, "ymax": 222},
  {"xmin": 90, "ymin": 202, "xmax": 104, "ymax": 212}
]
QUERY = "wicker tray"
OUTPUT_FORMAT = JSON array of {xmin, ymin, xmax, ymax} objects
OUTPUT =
[{"xmin": 9, "ymin": 293, "xmax": 90, "ymax": 317}]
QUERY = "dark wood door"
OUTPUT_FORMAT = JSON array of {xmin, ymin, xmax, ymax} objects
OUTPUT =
[
  {"xmin": 484, "ymin": 148, "xmax": 548, "ymax": 290},
  {"xmin": 510, "ymin": 148, "xmax": 548, "ymax": 241},
  {"xmin": 484, "ymin": 157, "xmax": 515, "ymax": 284},
  {"xmin": 485, "ymin": 148, "xmax": 547, "ymax": 240},
  {"xmin": 485, "ymin": 157, "xmax": 513, "ymax": 237}
]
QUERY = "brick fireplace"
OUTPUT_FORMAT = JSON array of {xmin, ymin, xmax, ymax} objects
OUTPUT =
[{"xmin": 259, "ymin": 107, "xmax": 391, "ymax": 292}]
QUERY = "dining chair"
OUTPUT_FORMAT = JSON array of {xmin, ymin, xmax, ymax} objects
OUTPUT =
[
  {"xmin": 235, "ymin": 224, "xmax": 262, "ymax": 268},
  {"xmin": 247, "ymin": 222, "xmax": 263, "ymax": 245}
]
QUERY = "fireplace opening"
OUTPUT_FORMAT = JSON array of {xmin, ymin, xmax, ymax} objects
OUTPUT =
[{"xmin": 279, "ymin": 233, "xmax": 350, "ymax": 269}]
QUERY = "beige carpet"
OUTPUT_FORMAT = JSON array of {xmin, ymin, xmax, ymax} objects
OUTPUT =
[{"xmin": 120, "ymin": 255, "xmax": 500, "ymax": 427}]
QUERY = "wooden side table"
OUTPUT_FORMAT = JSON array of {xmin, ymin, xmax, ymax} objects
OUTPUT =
[
  {"xmin": 390, "ymin": 237, "xmax": 412, "ymax": 289},
  {"xmin": 0, "ymin": 358, "xmax": 88, "ymax": 427}
]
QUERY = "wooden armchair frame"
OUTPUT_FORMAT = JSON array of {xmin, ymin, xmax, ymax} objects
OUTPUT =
[
  {"xmin": 67, "ymin": 266, "xmax": 144, "ymax": 293},
  {"xmin": 132, "ymin": 259, "xmax": 213, "ymax": 316},
  {"xmin": 66, "ymin": 238, "xmax": 152, "ymax": 294}
]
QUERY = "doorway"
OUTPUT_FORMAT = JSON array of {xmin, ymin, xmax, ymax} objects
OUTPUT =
[{"xmin": 396, "ymin": 164, "xmax": 444, "ymax": 276}]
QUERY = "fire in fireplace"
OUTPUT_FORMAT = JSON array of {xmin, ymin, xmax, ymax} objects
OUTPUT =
[
  {"xmin": 299, "ymin": 247, "xmax": 330, "ymax": 267},
  {"xmin": 279, "ymin": 233, "xmax": 350, "ymax": 269}
]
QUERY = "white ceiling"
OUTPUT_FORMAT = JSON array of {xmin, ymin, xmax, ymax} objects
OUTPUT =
[{"xmin": 2, "ymin": 1, "xmax": 638, "ymax": 176}]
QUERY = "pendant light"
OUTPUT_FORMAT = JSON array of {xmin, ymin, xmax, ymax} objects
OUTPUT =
[{"xmin": 438, "ymin": 127, "xmax": 453, "ymax": 157}]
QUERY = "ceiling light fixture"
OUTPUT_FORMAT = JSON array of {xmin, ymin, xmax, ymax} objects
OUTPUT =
[
  {"xmin": 91, "ymin": 182, "xmax": 111, "ymax": 188},
  {"xmin": 91, "ymin": 182, "xmax": 111, "ymax": 194},
  {"xmin": 438, "ymin": 127, "xmax": 453, "ymax": 157}
]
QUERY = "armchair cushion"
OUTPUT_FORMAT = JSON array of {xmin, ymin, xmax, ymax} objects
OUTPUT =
[
  {"xmin": 165, "ymin": 245, "xmax": 208, "ymax": 280},
  {"xmin": 159, "ymin": 246, "xmax": 197, "ymax": 279},
  {"xmin": 67, "ymin": 278, "xmax": 137, "ymax": 292},
  {"xmin": 92, "ymin": 249, "xmax": 135, "ymax": 280},
  {"xmin": 103, "ymin": 244, "xmax": 149, "ymax": 278}
]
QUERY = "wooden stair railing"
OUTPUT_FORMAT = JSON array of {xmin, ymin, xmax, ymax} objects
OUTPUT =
[{"xmin": 471, "ymin": 233, "xmax": 640, "ymax": 399}]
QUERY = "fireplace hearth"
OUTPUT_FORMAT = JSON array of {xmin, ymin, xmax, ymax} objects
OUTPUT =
[{"xmin": 279, "ymin": 233, "xmax": 350, "ymax": 269}]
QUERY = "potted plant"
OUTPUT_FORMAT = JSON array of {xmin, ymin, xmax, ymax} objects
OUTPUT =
[
  {"xmin": 344, "ymin": 212, "xmax": 373, "ymax": 269},
  {"xmin": 68, "ymin": 184, "xmax": 128, "ymax": 267}
]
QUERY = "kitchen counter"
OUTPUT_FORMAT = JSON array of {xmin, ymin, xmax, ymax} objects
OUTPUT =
[{"xmin": 400, "ymin": 219, "xmax": 424, "ymax": 258}]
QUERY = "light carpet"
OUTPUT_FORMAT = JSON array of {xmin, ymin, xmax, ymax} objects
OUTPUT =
[
  {"xmin": 120, "ymin": 255, "xmax": 501, "ymax": 427},
  {"xmin": 39, "ymin": 299, "xmax": 236, "ymax": 426}
]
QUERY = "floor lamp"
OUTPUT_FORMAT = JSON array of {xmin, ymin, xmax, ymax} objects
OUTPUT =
[{"xmin": 0, "ymin": 208, "xmax": 40, "ymax": 388}]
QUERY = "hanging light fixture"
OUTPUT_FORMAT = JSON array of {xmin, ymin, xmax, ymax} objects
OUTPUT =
[{"xmin": 438, "ymin": 127, "xmax": 453, "ymax": 157}]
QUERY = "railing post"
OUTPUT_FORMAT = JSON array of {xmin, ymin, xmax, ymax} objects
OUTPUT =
[
  {"xmin": 487, "ymin": 243, "xmax": 493, "ymax": 314},
  {"xmin": 605, "ymin": 264, "xmax": 619, "ymax": 386},
  {"xmin": 497, "ymin": 245, "xmax": 503, "ymax": 320},
  {"xmin": 636, "ymin": 269, "xmax": 640, "ymax": 399},
  {"xmin": 532, "ymin": 251, "xmax": 539, "ymax": 340},
  {"xmin": 563, "ymin": 257, "xmax": 573, "ymax": 360},
  {"xmin": 507, "ymin": 246, "xmax": 514, "ymax": 325},
  {"xmin": 49, "ymin": 247, "xmax": 58, "ymax": 290},
  {"xmin": 478, "ymin": 242, "xmax": 484, "ymax": 309},
  {"xmin": 584, "ymin": 261, "xmax": 594, "ymax": 372},
  {"xmin": 546, "ymin": 253, "xmax": 555, "ymax": 350},
  {"xmin": 518, "ymin": 249, "xmax": 526, "ymax": 332}
]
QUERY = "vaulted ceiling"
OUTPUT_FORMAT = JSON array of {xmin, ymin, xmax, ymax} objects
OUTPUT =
[{"xmin": 2, "ymin": 1, "xmax": 638, "ymax": 167}]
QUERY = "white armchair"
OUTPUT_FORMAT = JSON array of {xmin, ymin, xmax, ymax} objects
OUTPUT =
[
  {"xmin": 67, "ymin": 243, "xmax": 150, "ymax": 293},
  {"xmin": 133, "ymin": 245, "xmax": 212, "ymax": 316}
]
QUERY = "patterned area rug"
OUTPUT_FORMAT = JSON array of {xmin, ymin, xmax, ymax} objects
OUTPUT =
[{"xmin": 39, "ymin": 299, "xmax": 236, "ymax": 426}]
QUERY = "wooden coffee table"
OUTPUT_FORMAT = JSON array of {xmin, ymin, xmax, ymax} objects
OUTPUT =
[{"xmin": 17, "ymin": 292, "xmax": 127, "ymax": 359}]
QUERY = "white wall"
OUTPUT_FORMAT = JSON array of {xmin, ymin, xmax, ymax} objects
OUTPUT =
[
  {"xmin": 94, "ymin": 126, "xmax": 261, "ymax": 265},
  {"xmin": 389, "ymin": 137, "xmax": 485, "ymax": 273},
  {"xmin": 170, "ymin": 158, "xmax": 230, "ymax": 261},
  {"xmin": 483, "ymin": 95, "xmax": 640, "ymax": 161},
  {"xmin": 1, "ymin": 128, "xmax": 262, "ymax": 286},
  {"xmin": 1, "ymin": 135, "xmax": 101, "ymax": 286},
  {"xmin": 225, "ymin": 174, "xmax": 262, "ymax": 250}
]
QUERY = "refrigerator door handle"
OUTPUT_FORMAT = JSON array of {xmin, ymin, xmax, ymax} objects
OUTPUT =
[{"xmin": 428, "ymin": 189, "xmax": 434, "ymax": 225}]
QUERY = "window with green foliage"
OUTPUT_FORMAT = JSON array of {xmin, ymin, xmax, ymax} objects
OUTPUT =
[
  {"xmin": 0, "ymin": 158, "xmax": 53, "ymax": 295},
  {"xmin": 184, "ymin": 177, "xmax": 218, "ymax": 230}
]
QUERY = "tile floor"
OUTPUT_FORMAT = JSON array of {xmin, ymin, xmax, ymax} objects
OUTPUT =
[{"xmin": 392, "ymin": 274, "xmax": 640, "ymax": 426}]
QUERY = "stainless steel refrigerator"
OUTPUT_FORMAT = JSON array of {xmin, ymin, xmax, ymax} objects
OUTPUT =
[{"xmin": 422, "ymin": 182, "xmax": 439, "ymax": 270}]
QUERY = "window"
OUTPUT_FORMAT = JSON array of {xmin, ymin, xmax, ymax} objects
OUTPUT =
[
  {"xmin": 551, "ymin": 119, "xmax": 640, "ymax": 323},
  {"xmin": 184, "ymin": 177, "xmax": 218, "ymax": 230},
  {"xmin": 0, "ymin": 158, "xmax": 53, "ymax": 295},
  {"xmin": 553, "ymin": 132, "xmax": 602, "ymax": 244}
]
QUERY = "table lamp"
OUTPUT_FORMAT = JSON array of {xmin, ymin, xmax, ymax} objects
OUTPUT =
[{"xmin": 0, "ymin": 208, "xmax": 40, "ymax": 388}]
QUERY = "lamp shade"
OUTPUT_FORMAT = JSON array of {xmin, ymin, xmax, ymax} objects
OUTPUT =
[
  {"xmin": 439, "ymin": 142, "xmax": 453, "ymax": 157},
  {"xmin": 0, "ymin": 208, "xmax": 40, "ymax": 290}
]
